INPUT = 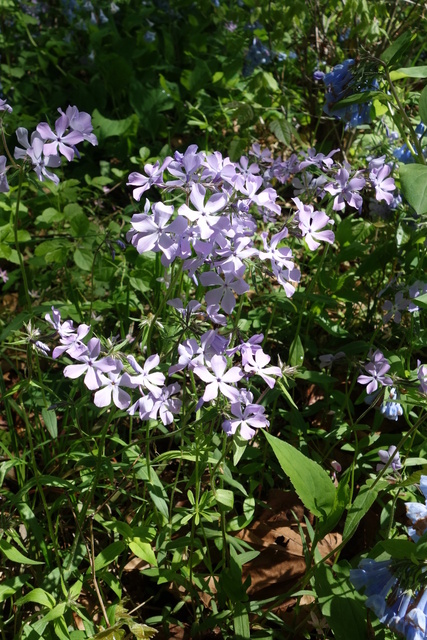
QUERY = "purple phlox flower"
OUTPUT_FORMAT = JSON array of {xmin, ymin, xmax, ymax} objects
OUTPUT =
[
  {"xmin": 123, "ymin": 354, "xmax": 165, "ymax": 398},
  {"xmin": 253, "ymin": 186, "xmax": 281, "ymax": 215},
  {"xmin": 0, "ymin": 98, "xmax": 12, "ymax": 113},
  {"xmin": 37, "ymin": 114, "xmax": 84, "ymax": 161},
  {"xmin": 201, "ymin": 151, "xmax": 230, "ymax": 183},
  {"xmin": 222, "ymin": 401, "xmax": 269, "ymax": 440},
  {"xmin": 63, "ymin": 337, "xmax": 117, "ymax": 389},
  {"xmin": 224, "ymin": 20, "xmax": 237, "ymax": 32},
  {"xmin": 127, "ymin": 157, "xmax": 171, "ymax": 201},
  {"xmin": 52, "ymin": 322, "xmax": 91, "ymax": 359},
  {"xmin": 165, "ymin": 145, "xmax": 205, "ymax": 188},
  {"xmin": 249, "ymin": 143, "xmax": 273, "ymax": 165},
  {"xmin": 168, "ymin": 338, "xmax": 202, "ymax": 375},
  {"xmin": 128, "ymin": 391, "xmax": 154, "ymax": 420},
  {"xmin": 0, "ymin": 268, "xmax": 8, "ymax": 283},
  {"xmin": 405, "ymin": 476, "xmax": 427, "ymax": 542},
  {"xmin": 226, "ymin": 334, "xmax": 264, "ymax": 365},
  {"xmin": 273, "ymin": 262, "xmax": 300, "ymax": 298},
  {"xmin": 313, "ymin": 70, "xmax": 325, "ymax": 82},
  {"xmin": 244, "ymin": 349, "xmax": 282, "ymax": 388},
  {"xmin": 58, "ymin": 105, "xmax": 97, "ymax": 146},
  {"xmin": 259, "ymin": 227, "xmax": 293, "ymax": 270},
  {"xmin": 382, "ymin": 291, "xmax": 409, "ymax": 324},
  {"xmin": 45, "ymin": 306, "xmax": 62, "ymax": 332},
  {"xmin": 145, "ymin": 382, "xmax": 182, "ymax": 425},
  {"xmin": 369, "ymin": 163, "xmax": 396, "ymax": 205},
  {"xmin": 409, "ymin": 281, "xmax": 427, "ymax": 313},
  {"xmin": 376, "ymin": 444, "xmax": 402, "ymax": 472},
  {"xmin": 178, "ymin": 183, "xmax": 228, "ymax": 240},
  {"xmin": 417, "ymin": 361, "xmax": 427, "ymax": 394},
  {"xmin": 0, "ymin": 156, "xmax": 9, "ymax": 193},
  {"xmin": 293, "ymin": 197, "xmax": 335, "ymax": 251},
  {"xmin": 127, "ymin": 201, "xmax": 187, "ymax": 261},
  {"xmin": 298, "ymin": 147, "xmax": 339, "ymax": 171},
  {"xmin": 324, "ymin": 163, "xmax": 366, "ymax": 211},
  {"xmin": 167, "ymin": 298, "xmax": 202, "ymax": 322},
  {"xmin": 194, "ymin": 354, "xmax": 243, "ymax": 402},
  {"xmin": 200, "ymin": 268, "xmax": 250, "ymax": 315},
  {"xmin": 292, "ymin": 172, "xmax": 328, "ymax": 198},
  {"xmin": 16, "ymin": 131, "xmax": 61, "ymax": 184},
  {"xmin": 221, "ymin": 156, "xmax": 260, "ymax": 191},
  {"xmin": 93, "ymin": 365, "xmax": 132, "ymax": 410},
  {"xmin": 319, "ymin": 351, "xmax": 346, "ymax": 369},
  {"xmin": 206, "ymin": 304, "xmax": 227, "ymax": 326},
  {"xmin": 357, "ymin": 351, "xmax": 392, "ymax": 394},
  {"xmin": 214, "ymin": 235, "xmax": 257, "ymax": 274}
]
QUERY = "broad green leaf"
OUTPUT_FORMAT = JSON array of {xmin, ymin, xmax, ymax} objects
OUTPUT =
[
  {"xmin": 343, "ymin": 479, "xmax": 387, "ymax": 541},
  {"xmin": 41, "ymin": 408, "xmax": 57, "ymax": 438},
  {"xmin": 215, "ymin": 489, "xmax": 234, "ymax": 511},
  {"xmin": 0, "ymin": 539, "xmax": 44, "ymax": 565},
  {"xmin": 315, "ymin": 562, "xmax": 367, "ymax": 640},
  {"xmin": 391, "ymin": 66, "xmax": 427, "ymax": 79},
  {"xmin": 264, "ymin": 432, "xmax": 336, "ymax": 518},
  {"xmin": 268, "ymin": 117, "xmax": 293, "ymax": 146},
  {"xmin": 93, "ymin": 541, "xmax": 126, "ymax": 572},
  {"xmin": 128, "ymin": 622, "xmax": 158, "ymax": 639},
  {"xmin": 16, "ymin": 587, "xmax": 55, "ymax": 608},
  {"xmin": 0, "ymin": 574, "xmax": 30, "ymax": 602},
  {"xmin": 420, "ymin": 86, "xmax": 427, "ymax": 128},
  {"xmin": 74, "ymin": 248, "xmax": 94, "ymax": 271},
  {"xmin": 381, "ymin": 539, "xmax": 417, "ymax": 559},
  {"xmin": 128, "ymin": 539, "xmax": 157, "ymax": 566},
  {"xmin": 380, "ymin": 32, "xmax": 417, "ymax": 67},
  {"xmin": 400, "ymin": 164, "xmax": 427, "ymax": 215},
  {"xmin": 289, "ymin": 334, "xmax": 304, "ymax": 367},
  {"xmin": 414, "ymin": 292, "xmax": 427, "ymax": 309},
  {"xmin": 92, "ymin": 109, "xmax": 138, "ymax": 140}
]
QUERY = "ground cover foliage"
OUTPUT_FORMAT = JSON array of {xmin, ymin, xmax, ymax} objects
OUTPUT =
[{"xmin": 1, "ymin": 0, "xmax": 427, "ymax": 638}]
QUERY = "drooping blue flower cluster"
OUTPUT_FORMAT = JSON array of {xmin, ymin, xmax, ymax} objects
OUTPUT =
[
  {"xmin": 393, "ymin": 123, "xmax": 426, "ymax": 164},
  {"xmin": 323, "ymin": 59, "xmax": 376, "ymax": 128},
  {"xmin": 351, "ymin": 477, "xmax": 427, "ymax": 639},
  {"xmin": 242, "ymin": 38, "xmax": 272, "ymax": 77}
]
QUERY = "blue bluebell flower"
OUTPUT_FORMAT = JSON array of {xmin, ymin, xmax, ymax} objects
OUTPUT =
[{"xmin": 323, "ymin": 59, "xmax": 376, "ymax": 129}]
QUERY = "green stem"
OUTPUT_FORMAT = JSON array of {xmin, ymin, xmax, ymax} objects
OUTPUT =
[{"xmin": 12, "ymin": 168, "xmax": 32, "ymax": 311}]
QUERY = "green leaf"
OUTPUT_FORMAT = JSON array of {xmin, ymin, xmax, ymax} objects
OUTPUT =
[
  {"xmin": 315, "ymin": 562, "xmax": 367, "ymax": 640},
  {"xmin": 391, "ymin": 66, "xmax": 427, "ymax": 79},
  {"xmin": 41, "ymin": 408, "xmax": 57, "ymax": 438},
  {"xmin": 215, "ymin": 488, "xmax": 234, "ymax": 511},
  {"xmin": 381, "ymin": 539, "xmax": 417, "ymax": 559},
  {"xmin": 420, "ymin": 86, "xmax": 427, "ymax": 126},
  {"xmin": 289, "ymin": 334, "xmax": 304, "ymax": 367},
  {"xmin": 74, "ymin": 248, "xmax": 94, "ymax": 271},
  {"xmin": 264, "ymin": 432, "xmax": 336, "ymax": 518},
  {"xmin": 128, "ymin": 539, "xmax": 157, "ymax": 566},
  {"xmin": 93, "ymin": 541, "xmax": 126, "ymax": 572},
  {"xmin": 0, "ymin": 574, "xmax": 30, "ymax": 602},
  {"xmin": 400, "ymin": 164, "xmax": 427, "ymax": 215},
  {"xmin": 268, "ymin": 117, "xmax": 293, "ymax": 146},
  {"xmin": 92, "ymin": 109, "xmax": 139, "ymax": 141},
  {"xmin": 0, "ymin": 539, "xmax": 44, "ymax": 565},
  {"xmin": 16, "ymin": 587, "xmax": 55, "ymax": 608},
  {"xmin": 343, "ymin": 480, "xmax": 386, "ymax": 541},
  {"xmin": 414, "ymin": 292, "xmax": 427, "ymax": 309},
  {"xmin": 380, "ymin": 32, "xmax": 417, "ymax": 67},
  {"xmin": 233, "ymin": 601, "xmax": 250, "ymax": 640}
]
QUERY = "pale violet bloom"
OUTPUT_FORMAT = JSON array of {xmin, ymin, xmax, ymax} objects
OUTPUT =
[
  {"xmin": 418, "ymin": 361, "xmax": 427, "ymax": 394},
  {"xmin": 293, "ymin": 197, "xmax": 335, "ymax": 251},
  {"xmin": 194, "ymin": 354, "xmax": 243, "ymax": 402},
  {"xmin": 178, "ymin": 183, "xmax": 228, "ymax": 240},
  {"xmin": 382, "ymin": 291, "xmax": 409, "ymax": 324},
  {"xmin": 200, "ymin": 269, "xmax": 250, "ymax": 315},
  {"xmin": 0, "ymin": 268, "xmax": 8, "ymax": 283},
  {"xmin": 222, "ymin": 402, "xmax": 269, "ymax": 440},
  {"xmin": 0, "ymin": 98, "xmax": 12, "ymax": 113},
  {"xmin": 127, "ymin": 158, "xmax": 171, "ymax": 200},
  {"xmin": 376, "ymin": 445, "xmax": 402, "ymax": 472},
  {"xmin": 58, "ymin": 105, "xmax": 98, "ymax": 146},
  {"xmin": 244, "ymin": 349, "xmax": 282, "ymax": 388},
  {"xmin": 0, "ymin": 156, "xmax": 9, "ymax": 193},
  {"xmin": 63, "ymin": 337, "xmax": 117, "ymax": 389},
  {"xmin": 124, "ymin": 354, "xmax": 165, "ymax": 398},
  {"xmin": 357, "ymin": 350, "xmax": 392, "ymax": 394},
  {"xmin": 369, "ymin": 163, "xmax": 396, "ymax": 205},
  {"xmin": 324, "ymin": 164, "xmax": 365, "ymax": 211},
  {"xmin": 94, "ymin": 368, "xmax": 132, "ymax": 410},
  {"xmin": 37, "ymin": 114, "xmax": 84, "ymax": 161}
]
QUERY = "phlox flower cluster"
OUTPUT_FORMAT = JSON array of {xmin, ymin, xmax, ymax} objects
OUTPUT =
[
  {"xmin": 350, "ymin": 477, "xmax": 427, "ymax": 640},
  {"xmin": 45, "ymin": 308, "xmax": 281, "ymax": 440},
  {"xmin": 323, "ymin": 59, "xmax": 377, "ymax": 129},
  {"xmin": 357, "ymin": 351, "xmax": 406, "ymax": 421},
  {"xmin": 382, "ymin": 281, "xmax": 427, "ymax": 324},
  {"xmin": 0, "ymin": 103, "xmax": 97, "ymax": 193}
]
